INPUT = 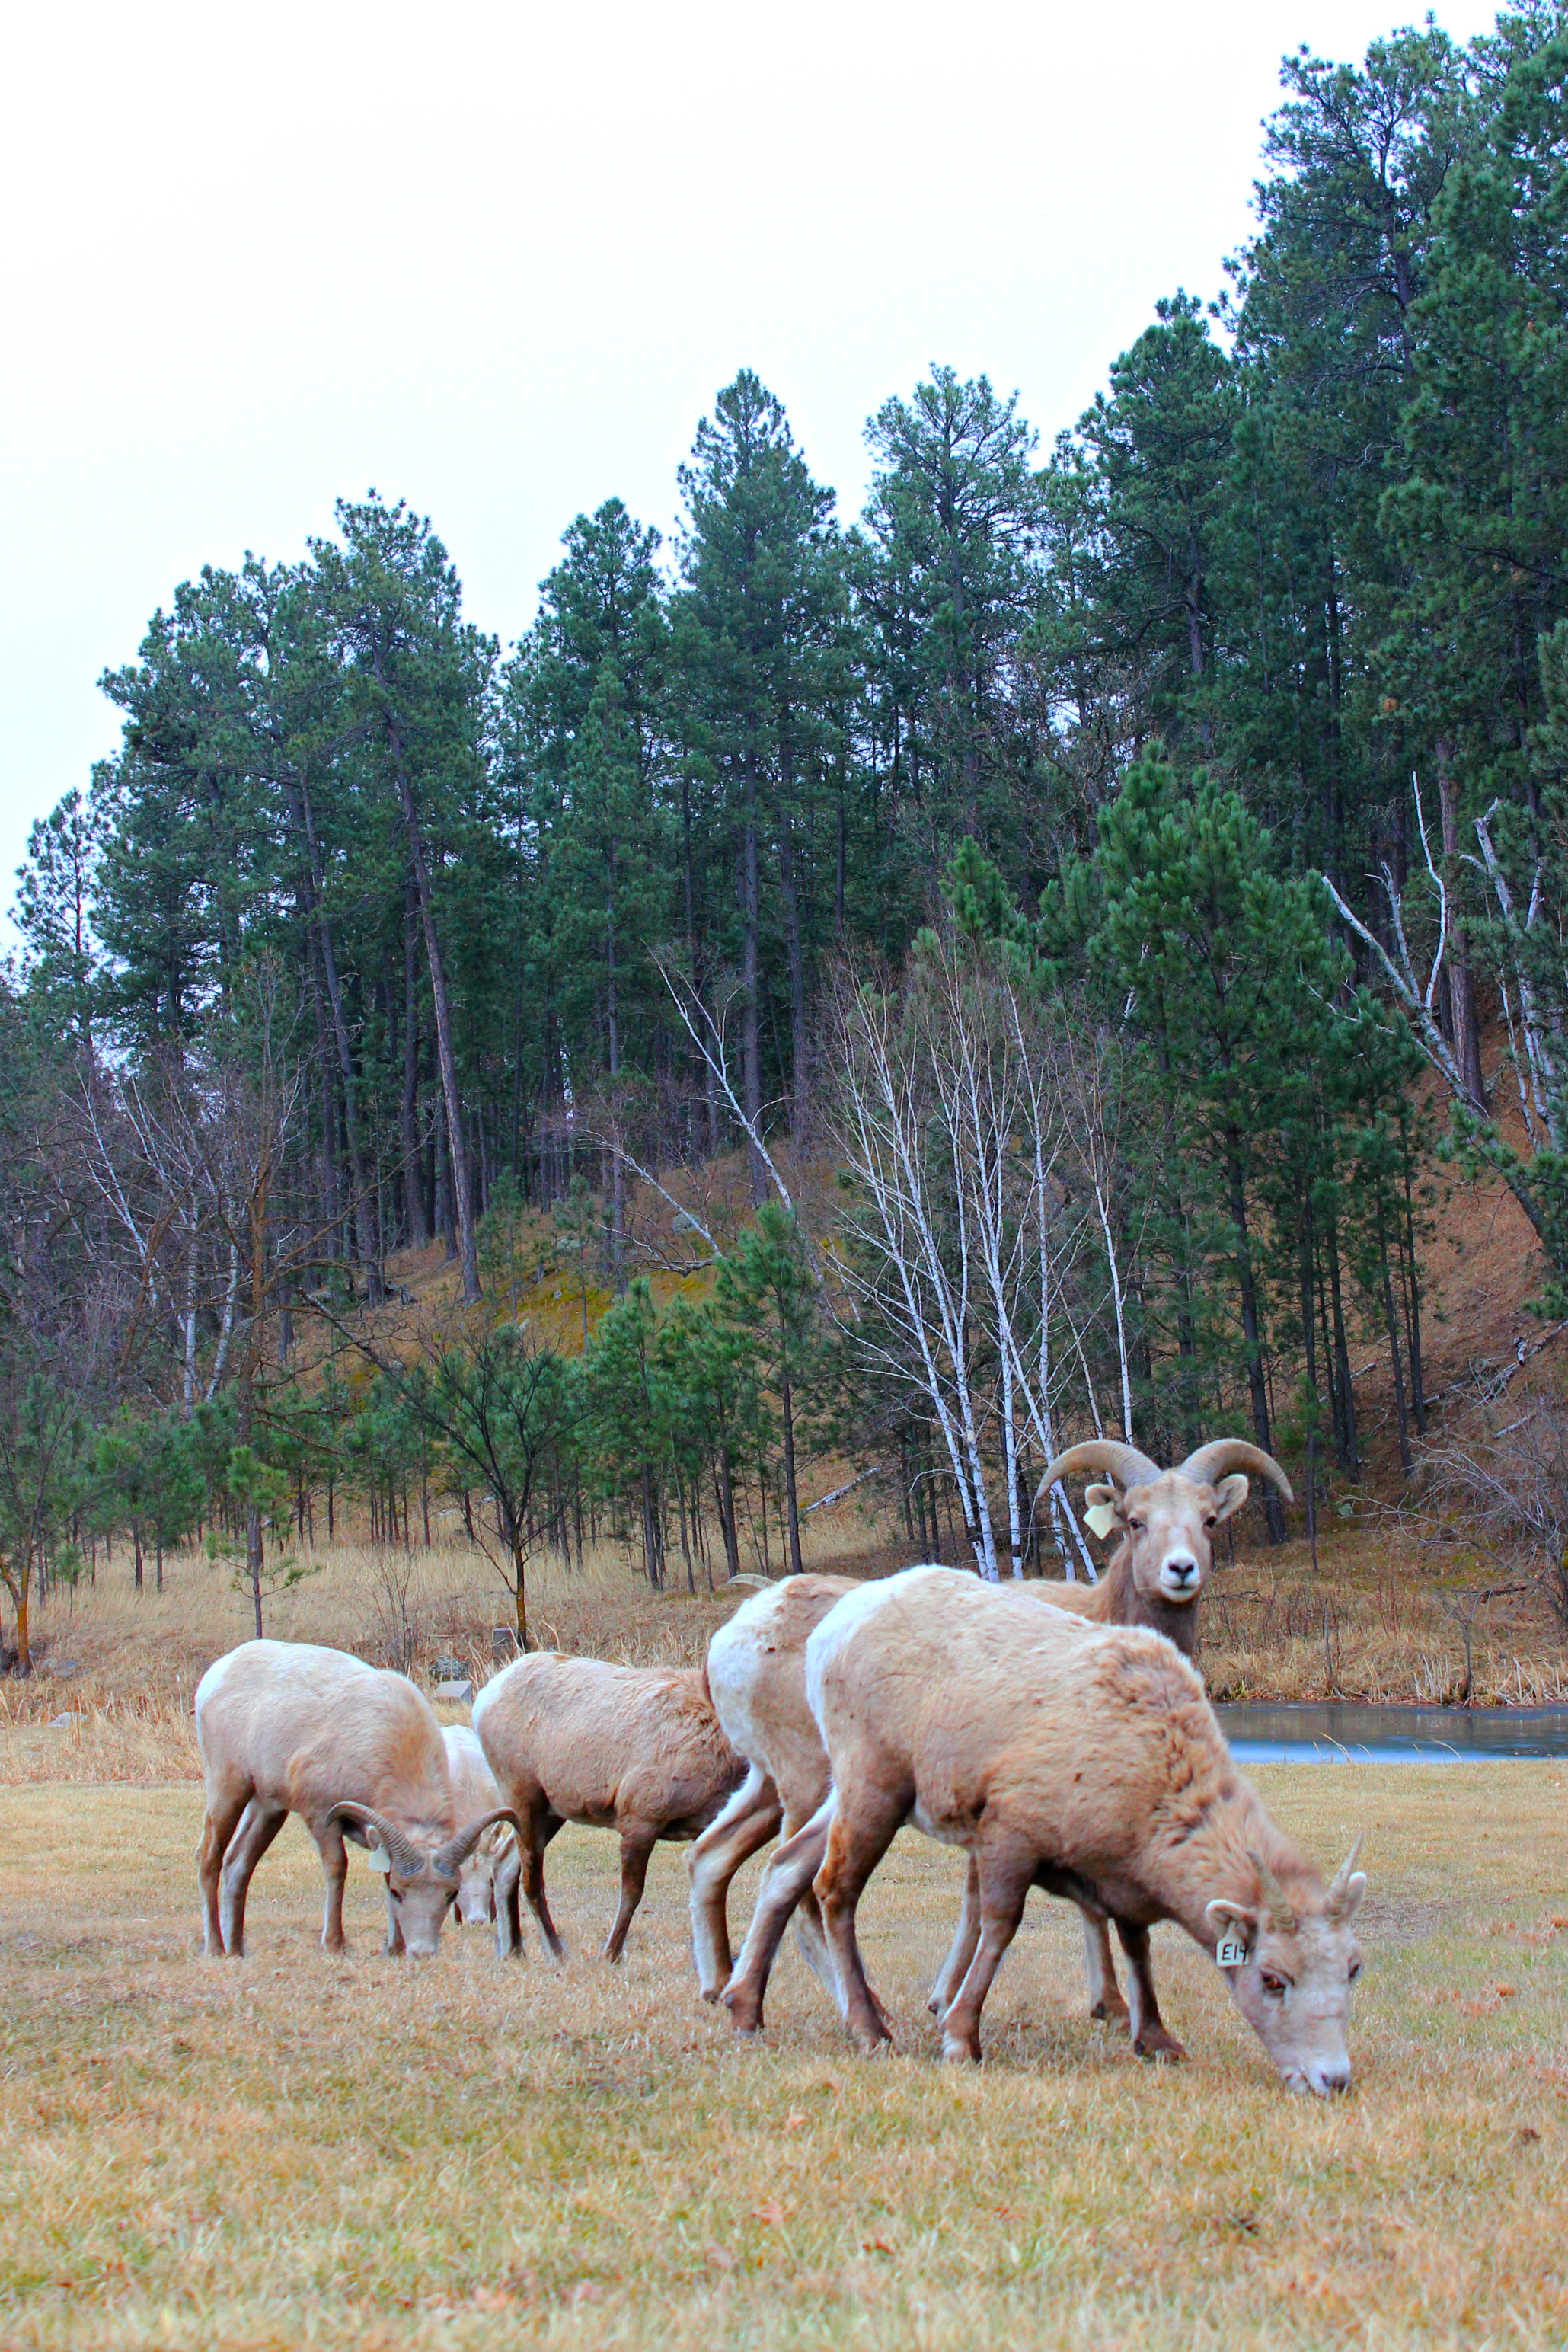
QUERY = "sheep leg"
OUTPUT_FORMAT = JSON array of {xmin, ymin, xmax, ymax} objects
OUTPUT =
[
  {"xmin": 782, "ymin": 1826, "xmax": 896, "ymax": 2036},
  {"xmin": 521, "ymin": 1815, "xmax": 567, "ymax": 1962},
  {"xmin": 723, "ymin": 1798, "xmax": 835, "ymax": 2036},
  {"xmin": 315, "ymin": 1824, "xmax": 351, "ymax": 1954},
  {"xmin": 1116, "ymin": 1921, "xmax": 1186, "ymax": 2060},
  {"xmin": 219, "ymin": 1801, "xmax": 287, "ymax": 1957},
  {"xmin": 937, "ymin": 1850, "xmax": 1032, "ymax": 2064},
  {"xmin": 197, "ymin": 1785, "xmax": 251, "ymax": 1958},
  {"xmin": 604, "ymin": 1832, "xmax": 656, "ymax": 1963},
  {"xmin": 814, "ymin": 1788, "xmax": 910, "ymax": 2056},
  {"xmin": 688, "ymin": 1765, "xmax": 783, "ymax": 1999},
  {"xmin": 1081, "ymin": 1906, "xmax": 1131, "ymax": 2026},
  {"xmin": 494, "ymin": 1834, "xmax": 525, "ymax": 1961},
  {"xmin": 928, "ymin": 1853, "xmax": 982, "ymax": 2017}
]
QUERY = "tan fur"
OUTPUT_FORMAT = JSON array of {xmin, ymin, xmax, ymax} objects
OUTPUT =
[
  {"xmin": 194, "ymin": 1640, "xmax": 468, "ymax": 1959},
  {"xmin": 474, "ymin": 1652, "xmax": 746, "ymax": 1963},
  {"xmin": 724, "ymin": 1570, "xmax": 1365, "ymax": 2094},
  {"xmin": 691, "ymin": 1571, "xmax": 1170, "ymax": 2040}
]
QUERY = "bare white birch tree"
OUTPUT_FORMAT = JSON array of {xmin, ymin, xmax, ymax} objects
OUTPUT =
[{"xmin": 826, "ymin": 935, "xmax": 1120, "ymax": 1580}]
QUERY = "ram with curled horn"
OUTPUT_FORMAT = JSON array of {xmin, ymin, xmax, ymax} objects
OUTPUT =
[
  {"xmin": 1031, "ymin": 1434, "xmax": 1295, "ymax": 1643},
  {"xmin": 194, "ymin": 1640, "xmax": 521, "ymax": 1960}
]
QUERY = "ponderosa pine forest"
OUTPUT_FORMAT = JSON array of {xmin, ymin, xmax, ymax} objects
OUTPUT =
[{"xmin": 5, "ymin": 9, "xmax": 1568, "ymax": 1662}]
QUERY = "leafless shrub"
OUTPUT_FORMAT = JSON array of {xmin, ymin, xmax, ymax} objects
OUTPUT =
[
  {"xmin": 1418, "ymin": 1395, "xmax": 1568, "ymax": 1625},
  {"xmin": 360, "ymin": 1547, "xmax": 423, "ymax": 1674}
]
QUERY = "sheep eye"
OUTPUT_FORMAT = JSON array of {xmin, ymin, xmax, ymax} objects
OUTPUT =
[
  {"xmin": 1260, "ymin": 1970, "xmax": 1289, "ymax": 1997},
  {"xmin": 1128, "ymin": 1517, "xmax": 1145, "ymax": 1534},
  {"xmin": 1204, "ymin": 1515, "xmax": 1218, "ymax": 1532},
  {"xmin": 1347, "ymin": 1959, "xmax": 1361, "ymax": 1983}
]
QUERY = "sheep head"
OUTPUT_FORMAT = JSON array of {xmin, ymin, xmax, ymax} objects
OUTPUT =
[
  {"xmin": 452, "ymin": 1823, "xmax": 516, "ymax": 1928},
  {"xmin": 1207, "ymin": 1836, "xmax": 1367, "ymax": 2095},
  {"xmin": 328, "ymin": 1801, "xmax": 522, "ymax": 1956},
  {"xmin": 1036, "ymin": 1437, "xmax": 1294, "ymax": 1613}
]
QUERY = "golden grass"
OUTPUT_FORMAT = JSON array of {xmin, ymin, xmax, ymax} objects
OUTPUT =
[
  {"xmin": 2, "ymin": 1520, "xmax": 877, "ymax": 1783},
  {"xmin": 11, "ymin": 1516, "xmax": 1566, "ymax": 1780},
  {"xmin": 1, "ymin": 1763, "xmax": 1565, "ymax": 2350}
]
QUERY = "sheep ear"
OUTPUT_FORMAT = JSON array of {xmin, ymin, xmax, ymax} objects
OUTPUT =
[
  {"xmin": 1212, "ymin": 1474, "xmax": 1250, "ymax": 1524},
  {"xmin": 1206, "ymin": 1897, "xmax": 1257, "ymax": 1966},
  {"xmin": 1083, "ymin": 1483, "xmax": 1123, "ymax": 1539}
]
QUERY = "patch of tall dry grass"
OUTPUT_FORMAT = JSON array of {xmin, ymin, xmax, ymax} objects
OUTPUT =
[{"xmin": 1, "ymin": 1508, "xmax": 883, "ymax": 1782}]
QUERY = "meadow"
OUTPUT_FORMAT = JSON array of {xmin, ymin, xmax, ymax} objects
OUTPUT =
[
  {"xmin": 2, "ymin": 1759, "xmax": 1565, "ymax": 2350},
  {"xmin": 2, "ymin": 1536, "xmax": 1566, "ymax": 2349}
]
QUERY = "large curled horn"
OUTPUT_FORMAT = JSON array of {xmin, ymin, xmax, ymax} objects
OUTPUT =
[
  {"xmin": 1035, "ymin": 1440, "xmax": 1162, "ymax": 1501},
  {"xmin": 432, "ymin": 1807, "xmax": 524, "ymax": 1880},
  {"xmin": 327, "ymin": 1801, "xmax": 426, "ymax": 1879},
  {"xmin": 1177, "ymin": 1437, "xmax": 1295, "ymax": 1504},
  {"xmin": 1326, "ymin": 1833, "xmax": 1365, "ymax": 1918},
  {"xmin": 1246, "ymin": 1845, "xmax": 1298, "ymax": 1935}
]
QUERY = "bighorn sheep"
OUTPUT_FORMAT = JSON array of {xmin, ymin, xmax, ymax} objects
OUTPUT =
[
  {"xmin": 690, "ymin": 1436, "xmax": 1292, "ymax": 2047},
  {"xmin": 442, "ymin": 1724, "xmax": 514, "ymax": 1928},
  {"xmin": 194, "ymin": 1641, "xmax": 518, "ymax": 1959},
  {"xmin": 474, "ymin": 1652, "xmax": 745, "ymax": 1963},
  {"xmin": 724, "ymin": 1567, "xmax": 1365, "ymax": 2095},
  {"xmin": 930, "ymin": 1434, "xmax": 1295, "ymax": 2028}
]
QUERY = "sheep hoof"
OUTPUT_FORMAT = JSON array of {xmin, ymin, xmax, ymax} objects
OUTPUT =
[
  {"xmin": 1133, "ymin": 2028, "xmax": 1188, "ymax": 2062},
  {"xmin": 1090, "ymin": 1996, "xmax": 1130, "ymax": 2025},
  {"xmin": 940, "ymin": 2031, "xmax": 980, "ymax": 2064}
]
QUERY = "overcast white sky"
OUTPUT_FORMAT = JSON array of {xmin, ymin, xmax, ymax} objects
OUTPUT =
[{"xmin": 1, "ymin": 0, "xmax": 1496, "ymax": 939}]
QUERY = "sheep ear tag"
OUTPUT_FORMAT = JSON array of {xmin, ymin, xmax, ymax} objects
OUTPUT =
[
  {"xmin": 366, "ymin": 1846, "xmax": 391, "ymax": 1875},
  {"xmin": 1084, "ymin": 1502, "xmax": 1119, "ymax": 1539},
  {"xmin": 1215, "ymin": 1932, "xmax": 1248, "ymax": 1968}
]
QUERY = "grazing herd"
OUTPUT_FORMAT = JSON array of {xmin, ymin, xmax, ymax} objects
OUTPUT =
[{"xmin": 193, "ymin": 1437, "xmax": 1368, "ymax": 2096}]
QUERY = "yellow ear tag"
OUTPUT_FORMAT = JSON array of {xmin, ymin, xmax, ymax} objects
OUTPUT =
[
  {"xmin": 366, "ymin": 1846, "xmax": 391, "ymax": 1875},
  {"xmin": 1084, "ymin": 1503, "xmax": 1119, "ymax": 1540},
  {"xmin": 1215, "ymin": 1932, "xmax": 1248, "ymax": 1967}
]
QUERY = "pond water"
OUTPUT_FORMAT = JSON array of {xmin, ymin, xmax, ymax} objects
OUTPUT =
[{"xmin": 1215, "ymin": 1702, "xmax": 1568, "ymax": 1764}]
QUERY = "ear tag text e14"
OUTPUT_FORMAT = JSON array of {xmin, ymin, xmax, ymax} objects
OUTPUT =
[
  {"xmin": 1084, "ymin": 1502, "xmax": 1119, "ymax": 1540},
  {"xmin": 1215, "ymin": 1932, "xmax": 1248, "ymax": 1967},
  {"xmin": 367, "ymin": 1845, "xmax": 391, "ymax": 1875}
]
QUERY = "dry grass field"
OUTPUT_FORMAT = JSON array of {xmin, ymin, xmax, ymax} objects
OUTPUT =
[
  {"xmin": 3, "ymin": 1530, "xmax": 1566, "ymax": 2348},
  {"xmin": 1, "ymin": 1762, "xmax": 1565, "ymax": 2351}
]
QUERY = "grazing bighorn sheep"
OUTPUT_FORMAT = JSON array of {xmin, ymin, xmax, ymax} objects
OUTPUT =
[
  {"xmin": 930, "ymin": 1434, "xmax": 1295, "ymax": 2029},
  {"xmin": 194, "ymin": 1641, "xmax": 518, "ymax": 1959},
  {"xmin": 474, "ymin": 1652, "xmax": 745, "ymax": 1963},
  {"xmin": 442, "ymin": 1724, "xmax": 514, "ymax": 1928},
  {"xmin": 723, "ymin": 1567, "xmax": 1365, "ymax": 2095},
  {"xmin": 690, "ymin": 1435, "xmax": 1292, "ymax": 2046}
]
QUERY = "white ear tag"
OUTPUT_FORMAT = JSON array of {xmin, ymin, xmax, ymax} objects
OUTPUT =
[
  {"xmin": 1215, "ymin": 1932, "xmax": 1248, "ymax": 1968},
  {"xmin": 1084, "ymin": 1502, "xmax": 1119, "ymax": 1540},
  {"xmin": 366, "ymin": 1845, "xmax": 391, "ymax": 1875}
]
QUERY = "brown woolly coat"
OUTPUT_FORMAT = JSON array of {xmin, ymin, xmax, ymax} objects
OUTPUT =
[
  {"xmin": 805, "ymin": 1571, "xmax": 1314, "ymax": 1941},
  {"xmin": 195, "ymin": 1640, "xmax": 457, "ymax": 1847},
  {"xmin": 474, "ymin": 1653, "xmax": 742, "ymax": 1836}
]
